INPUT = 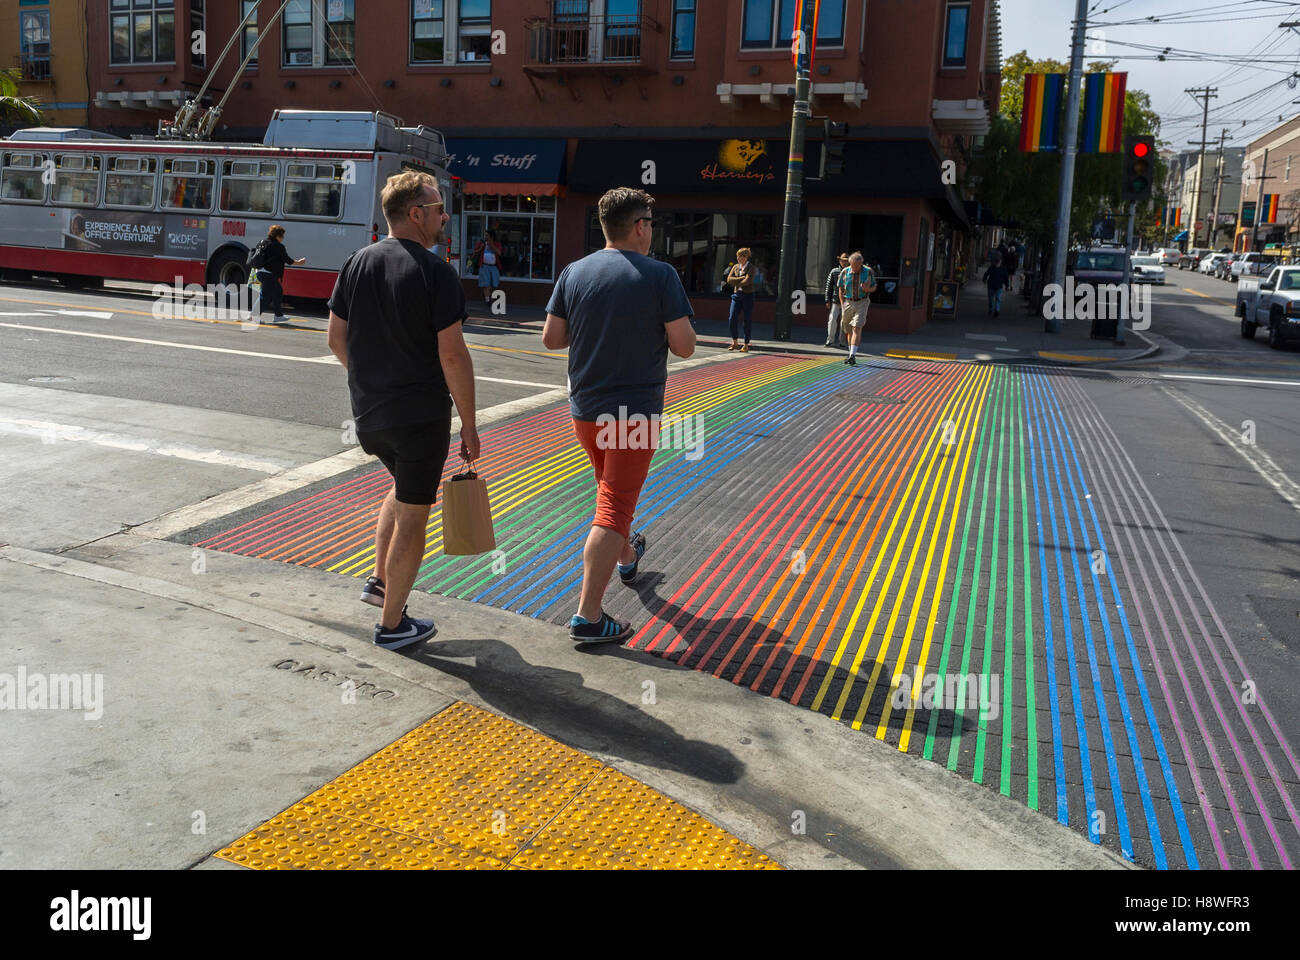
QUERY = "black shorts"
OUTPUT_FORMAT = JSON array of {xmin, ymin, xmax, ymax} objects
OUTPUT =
[{"xmin": 356, "ymin": 419, "xmax": 452, "ymax": 505}]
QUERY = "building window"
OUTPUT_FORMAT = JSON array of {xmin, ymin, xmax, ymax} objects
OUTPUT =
[
  {"xmin": 742, "ymin": 0, "xmax": 844, "ymax": 50},
  {"xmin": 943, "ymin": 3, "xmax": 970, "ymax": 68},
  {"xmin": 105, "ymin": 155, "xmax": 157, "ymax": 208},
  {"xmin": 110, "ymin": 0, "xmax": 176, "ymax": 65},
  {"xmin": 412, "ymin": 0, "xmax": 446, "ymax": 63},
  {"xmin": 1287, "ymin": 155, "xmax": 1292, "ymax": 183},
  {"xmin": 325, "ymin": 0, "xmax": 356, "ymax": 65},
  {"xmin": 282, "ymin": 0, "xmax": 354, "ymax": 66},
  {"xmin": 605, "ymin": 0, "xmax": 641, "ymax": 60},
  {"xmin": 190, "ymin": 0, "xmax": 205, "ymax": 68},
  {"xmin": 459, "ymin": 0, "xmax": 491, "ymax": 62},
  {"xmin": 19, "ymin": 8, "xmax": 51, "ymax": 81},
  {"xmin": 670, "ymin": 0, "xmax": 695, "ymax": 59},
  {"xmin": 283, "ymin": 0, "xmax": 314, "ymax": 65},
  {"xmin": 240, "ymin": 0, "xmax": 259, "ymax": 65},
  {"xmin": 463, "ymin": 194, "xmax": 556, "ymax": 281}
]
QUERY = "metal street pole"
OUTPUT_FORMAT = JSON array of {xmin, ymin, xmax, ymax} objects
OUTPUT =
[
  {"xmin": 1115, "ymin": 200, "xmax": 1136, "ymax": 345},
  {"xmin": 1207, "ymin": 128, "xmax": 1228, "ymax": 250},
  {"xmin": 1047, "ymin": 0, "xmax": 1089, "ymax": 333},
  {"xmin": 773, "ymin": 1, "xmax": 817, "ymax": 342},
  {"xmin": 1185, "ymin": 86, "xmax": 1218, "ymax": 248}
]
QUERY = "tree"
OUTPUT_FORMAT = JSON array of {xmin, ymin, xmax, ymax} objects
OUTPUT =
[{"xmin": 0, "ymin": 69, "xmax": 43, "ymax": 126}]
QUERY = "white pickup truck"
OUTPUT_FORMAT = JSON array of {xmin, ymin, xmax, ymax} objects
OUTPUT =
[{"xmin": 1236, "ymin": 264, "xmax": 1300, "ymax": 348}]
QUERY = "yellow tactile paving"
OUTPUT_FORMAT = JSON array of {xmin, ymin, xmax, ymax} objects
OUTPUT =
[
  {"xmin": 885, "ymin": 349, "xmax": 958, "ymax": 361},
  {"xmin": 510, "ymin": 767, "xmax": 780, "ymax": 870},
  {"xmin": 215, "ymin": 702, "xmax": 779, "ymax": 870}
]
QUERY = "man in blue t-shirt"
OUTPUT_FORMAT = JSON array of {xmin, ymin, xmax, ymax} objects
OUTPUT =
[{"xmin": 543, "ymin": 187, "xmax": 696, "ymax": 643}]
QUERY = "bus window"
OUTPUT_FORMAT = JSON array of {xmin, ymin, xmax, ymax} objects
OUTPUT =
[
  {"xmin": 219, "ymin": 159, "xmax": 277, "ymax": 214},
  {"xmin": 161, "ymin": 157, "xmax": 214, "ymax": 211},
  {"xmin": 1, "ymin": 152, "xmax": 47, "ymax": 203},
  {"xmin": 105, "ymin": 155, "xmax": 157, "ymax": 209},
  {"xmin": 283, "ymin": 162, "xmax": 343, "ymax": 219},
  {"xmin": 51, "ymin": 153, "xmax": 102, "ymax": 206}
]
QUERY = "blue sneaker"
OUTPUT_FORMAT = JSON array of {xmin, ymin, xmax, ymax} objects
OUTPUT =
[
  {"xmin": 374, "ymin": 608, "xmax": 437, "ymax": 650},
  {"xmin": 618, "ymin": 532, "xmax": 647, "ymax": 585},
  {"xmin": 360, "ymin": 576, "xmax": 385, "ymax": 607},
  {"xmin": 568, "ymin": 612, "xmax": 632, "ymax": 644}
]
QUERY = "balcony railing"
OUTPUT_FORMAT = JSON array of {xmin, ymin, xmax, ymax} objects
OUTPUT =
[
  {"xmin": 525, "ymin": 14, "xmax": 661, "ymax": 70},
  {"xmin": 17, "ymin": 54, "xmax": 53, "ymax": 82}
]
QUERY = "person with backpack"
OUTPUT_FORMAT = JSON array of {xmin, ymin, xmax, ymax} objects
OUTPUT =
[
  {"xmin": 249, "ymin": 224, "xmax": 305, "ymax": 324},
  {"xmin": 824, "ymin": 252, "xmax": 848, "ymax": 348}
]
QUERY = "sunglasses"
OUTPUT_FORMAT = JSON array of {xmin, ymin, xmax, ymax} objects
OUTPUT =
[{"xmin": 414, "ymin": 201, "xmax": 445, "ymax": 212}]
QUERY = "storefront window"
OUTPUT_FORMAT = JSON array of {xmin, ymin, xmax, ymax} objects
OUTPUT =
[
  {"xmin": 463, "ymin": 195, "xmax": 555, "ymax": 281},
  {"xmin": 706, "ymin": 212, "xmax": 779, "ymax": 296},
  {"xmin": 804, "ymin": 215, "xmax": 838, "ymax": 290},
  {"xmin": 848, "ymin": 213, "xmax": 903, "ymax": 306}
]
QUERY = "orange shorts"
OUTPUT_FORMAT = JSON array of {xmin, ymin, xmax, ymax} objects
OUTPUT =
[{"xmin": 573, "ymin": 418, "xmax": 657, "ymax": 540}]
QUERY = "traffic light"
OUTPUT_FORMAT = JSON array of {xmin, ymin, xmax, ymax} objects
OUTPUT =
[
  {"xmin": 1121, "ymin": 135, "xmax": 1155, "ymax": 205},
  {"xmin": 819, "ymin": 119, "xmax": 847, "ymax": 179}
]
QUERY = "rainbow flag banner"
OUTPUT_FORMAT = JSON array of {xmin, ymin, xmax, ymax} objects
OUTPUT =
[
  {"xmin": 1261, "ymin": 194, "xmax": 1280, "ymax": 223},
  {"xmin": 1019, "ymin": 74, "xmax": 1065, "ymax": 152},
  {"xmin": 791, "ymin": 0, "xmax": 823, "ymax": 67},
  {"xmin": 1080, "ymin": 72, "xmax": 1128, "ymax": 153}
]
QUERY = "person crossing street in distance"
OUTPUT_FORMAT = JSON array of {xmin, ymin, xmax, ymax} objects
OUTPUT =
[
  {"xmin": 543, "ymin": 187, "xmax": 696, "ymax": 644},
  {"xmin": 824, "ymin": 251, "xmax": 849, "ymax": 347},
  {"xmin": 837, "ymin": 251, "xmax": 876, "ymax": 366},
  {"xmin": 723, "ymin": 246, "xmax": 756, "ymax": 352},
  {"xmin": 327, "ymin": 170, "xmax": 479, "ymax": 650},
  {"xmin": 251, "ymin": 224, "xmax": 306, "ymax": 324}
]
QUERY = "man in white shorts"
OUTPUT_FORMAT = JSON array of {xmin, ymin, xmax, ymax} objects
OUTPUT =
[{"xmin": 837, "ymin": 251, "xmax": 877, "ymax": 366}]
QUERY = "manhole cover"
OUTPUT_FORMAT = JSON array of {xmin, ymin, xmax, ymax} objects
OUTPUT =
[{"xmin": 27, "ymin": 376, "xmax": 74, "ymax": 383}]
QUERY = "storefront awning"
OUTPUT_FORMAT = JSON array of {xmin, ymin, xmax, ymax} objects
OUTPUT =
[
  {"xmin": 1173, "ymin": 230, "xmax": 1189, "ymax": 242},
  {"xmin": 459, "ymin": 182, "xmax": 564, "ymax": 197},
  {"xmin": 444, "ymin": 138, "xmax": 566, "ymax": 195}
]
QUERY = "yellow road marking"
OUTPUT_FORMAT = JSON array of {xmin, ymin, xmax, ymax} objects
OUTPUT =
[
  {"xmin": 885, "ymin": 349, "xmax": 958, "ymax": 362},
  {"xmin": 1037, "ymin": 351, "xmax": 1102, "ymax": 363}
]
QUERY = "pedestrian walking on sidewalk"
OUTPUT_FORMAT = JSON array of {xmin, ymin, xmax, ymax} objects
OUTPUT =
[
  {"xmin": 251, "ymin": 224, "xmax": 306, "ymax": 325},
  {"xmin": 723, "ymin": 247, "xmax": 755, "ymax": 351},
  {"xmin": 824, "ymin": 252, "xmax": 849, "ymax": 347},
  {"xmin": 327, "ymin": 170, "xmax": 480, "ymax": 650},
  {"xmin": 837, "ymin": 251, "xmax": 876, "ymax": 366},
  {"xmin": 1004, "ymin": 242, "xmax": 1020, "ymax": 295},
  {"xmin": 984, "ymin": 257, "xmax": 1010, "ymax": 317},
  {"xmin": 473, "ymin": 230, "xmax": 503, "ymax": 305},
  {"xmin": 542, "ymin": 187, "xmax": 696, "ymax": 643}
]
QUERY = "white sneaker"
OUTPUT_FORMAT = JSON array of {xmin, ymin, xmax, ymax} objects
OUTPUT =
[{"xmin": 272, "ymin": 314, "xmax": 289, "ymax": 324}]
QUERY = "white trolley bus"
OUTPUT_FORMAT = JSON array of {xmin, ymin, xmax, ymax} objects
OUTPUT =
[{"xmin": 0, "ymin": 110, "xmax": 458, "ymax": 300}]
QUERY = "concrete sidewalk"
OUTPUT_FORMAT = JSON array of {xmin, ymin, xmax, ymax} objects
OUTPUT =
[
  {"xmin": 465, "ymin": 278, "xmax": 1157, "ymax": 367},
  {"xmin": 0, "ymin": 529, "xmax": 1132, "ymax": 870}
]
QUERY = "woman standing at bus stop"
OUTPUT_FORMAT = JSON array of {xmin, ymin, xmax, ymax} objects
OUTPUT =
[{"xmin": 252, "ymin": 224, "xmax": 306, "ymax": 325}]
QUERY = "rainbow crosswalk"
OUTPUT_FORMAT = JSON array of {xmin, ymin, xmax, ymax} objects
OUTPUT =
[{"xmin": 194, "ymin": 354, "xmax": 1300, "ymax": 870}]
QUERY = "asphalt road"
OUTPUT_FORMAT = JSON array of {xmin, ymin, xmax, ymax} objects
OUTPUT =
[{"xmin": 1, "ymin": 271, "xmax": 1296, "ymax": 870}]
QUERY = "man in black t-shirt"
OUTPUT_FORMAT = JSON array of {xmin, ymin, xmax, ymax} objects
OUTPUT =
[{"xmin": 327, "ymin": 171, "xmax": 479, "ymax": 650}]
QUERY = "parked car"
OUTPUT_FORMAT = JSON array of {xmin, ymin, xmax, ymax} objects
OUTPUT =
[
  {"xmin": 1181, "ymin": 247, "xmax": 1212, "ymax": 270},
  {"xmin": 1156, "ymin": 248, "xmax": 1182, "ymax": 266},
  {"xmin": 1236, "ymin": 265, "xmax": 1300, "ymax": 347},
  {"xmin": 1216, "ymin": 254, "xmax": 1240, "ymax": 280},
  {"xmin": 1200, "ymin": 253, "xmax": 1229, "ymax": 274},
  {"xmin": 1130, "ymin": 255, "xmax": 1166, "ymax": 284},
  {"xmin": 1231, "ymin": 252, "xmax": 1277, "ymax": 280}
]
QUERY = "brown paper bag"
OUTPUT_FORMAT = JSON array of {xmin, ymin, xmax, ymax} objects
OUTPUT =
[{"xmin": 441, "ymin": 465, "xmax": 496, "ymax": 556}]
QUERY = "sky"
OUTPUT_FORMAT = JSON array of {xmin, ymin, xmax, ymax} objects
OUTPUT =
[{"xmin": 1001, "ymin": 0, "xmax": 1300, "ymax": 152}]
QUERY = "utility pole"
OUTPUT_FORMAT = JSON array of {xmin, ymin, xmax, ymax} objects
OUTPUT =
[
  {"xmin": 1185, "ymin": 86, "xmax": 1219, "ymax": 247},
  {"xmin": 1046, "ymin": 0, "xmax": 1090, "ymax": 334},
  {"xmin": 1207, "ymin": 128, "xmax": 1228, "ymax": 250},
  {"xmin": 1252, "ymin": 148, "xmax": 1272, "ymax": 253},
  {"xmin": 773, "ymin": 1, "xmax": 817, "ymax": 342}
]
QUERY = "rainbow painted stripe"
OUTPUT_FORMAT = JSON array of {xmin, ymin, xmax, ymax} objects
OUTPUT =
[
  {"xmin": 1080, "ymin": 72, "xmax": 1127, "ymax": 153},
  {"xmin": 194, "ymin": 356, "xmax": 1300, "ymax": 869},
  {"xmin": 1019, "ymin": 74, "xmax": 1065, "ymax": 153}
]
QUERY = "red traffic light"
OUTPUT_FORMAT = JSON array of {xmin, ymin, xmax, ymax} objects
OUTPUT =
[{"xmin": 1132, "ymin": 141, "xmax": 1150, "ymax": 158}]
